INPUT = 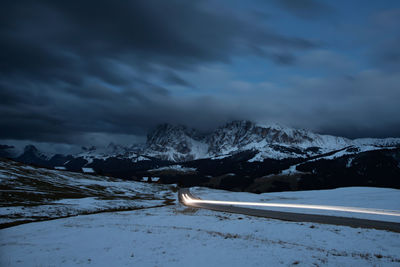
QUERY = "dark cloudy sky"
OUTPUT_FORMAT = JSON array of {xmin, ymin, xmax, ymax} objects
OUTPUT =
[{"xmin": 1, "ymin": 0, "xmax": 400, "ymax": 150}]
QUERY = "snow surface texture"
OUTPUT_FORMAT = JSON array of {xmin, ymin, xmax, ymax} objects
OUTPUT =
[
  {"xmin": 1, "ymin": 202, "xmax": 399, "ymax": 266},
  {"xmin": 1, "ymin": 159, "xmax": 399, "ymax": 266},
  {"xmin": 192, "ymin": 187, "xmax": 400, "ymax": 223}
]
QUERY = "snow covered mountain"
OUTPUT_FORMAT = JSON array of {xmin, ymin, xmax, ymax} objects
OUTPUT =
[
  {"xmin": 3, "ymin": 121, "xmax": 400, "ymax": 192},
  {"xmin": 143, "ymin": 120, "xmax": 399, "ymax": 162},
  {"xmin": 4, "ymin": 120, "xmax": 400, "ymax": 166},
  {"xmin": 207, "ymin": 121, "xmax": 352, "ymax": 159},
  {"xmin": 76, "ymin": 143, "xmax": 149, "ymax": 164},
  {"xmin": 14, "ymin": 145, "xmax": 52, "ymax": 166},
  {"xmin": 145, "ymin": 124, "xmax": 209, "ymax": 161}
]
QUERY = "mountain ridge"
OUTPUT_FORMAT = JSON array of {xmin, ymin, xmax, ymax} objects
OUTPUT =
[
  {"xmin": 143, "ymin": 120, "xmax": 399, "ymax": 162},
  {"xmin": 3, "ymin": 120, "xmax": 400, "ymax": 165}
]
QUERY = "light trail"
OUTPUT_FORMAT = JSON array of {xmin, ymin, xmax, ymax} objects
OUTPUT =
[{"xmin": 182, "ymin": 194, "xmax": 400, "ymax": 217}]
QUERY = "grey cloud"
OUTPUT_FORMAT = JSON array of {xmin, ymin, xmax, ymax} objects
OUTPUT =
[
  {"xmin": 0, "ymin": 0, "xmax": 317, "ymax": 81},
  {"xmin": 366, "ymin": 9, "xmax": 400, "ymax": 72},
  {"xmin": 0, "ymin": 0, "xmax": 319, "ymax": 145},
  {"xmin": 274, "ymin": 0, "xmax": 335, "ymax": 19},
  {"xmin": 259, "ymin": 71, "xmax": 400, "ymax": 138},
  {"xmin": 270, "ymin": 53, "xmax": 296, "ymax": 65},
  {"xmin": 1, "ymin": 68, "xmax": 400, "ymax": 146},
  {"xmin": 295, "ymin": 49, "xmax": 356, "ymax": 73},
  {"xmin": 1, "ymin": 0, "xmax": 398, "ymax": 148},
  {"xmin": 370, "ymin": 38, "xmax": 400, "ymax": 72},
  {"xmin": 163, "ymin": 71, "xmax": 193, "ymax": 87}
]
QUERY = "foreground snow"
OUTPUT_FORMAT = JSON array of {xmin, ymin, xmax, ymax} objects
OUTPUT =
[
  {"xmin": 192, "ymin": 187, "xmax": 400, "ymax": 223},
  {"xmin": 1, "ymin": 159, "xmax": 399, "ymax": 266},
  {"xmin": 1, "ymin": 203, "xmax": 399, "ymax": 266},
  {"xmin": 0, "ymin": 159, "xmax": 174, "ymax": 226}
]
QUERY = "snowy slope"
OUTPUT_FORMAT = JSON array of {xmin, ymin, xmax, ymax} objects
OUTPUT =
[
  {"xmin": 191, "ymin": 186, "xmax": 400, "ymax": 223},
  {"xmin": 354, "ymin": 137, "xmax": 400, "ymax": 147},
  {"xmin": 1, "ymin": 197, "xmax": 399, "ymax": 266},
  {"xmin": 0, "ymin": 159, "xmax": 174, "ymax": 226},
  {"xmin": 1, "ymin": 160, "xmax": 400, "ymax": 266}
]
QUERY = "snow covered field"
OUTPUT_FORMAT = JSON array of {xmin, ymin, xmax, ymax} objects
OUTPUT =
[
  {"xmin": 1, "ymin": 202, "xmax": 399, "ymax": 266},
  {"xmin": 0, "ymin": 159, "xmax": 174, "ymax": 226},
  {"xmin": 192, "ymin": 187, "xmax": 400, "ymax": 223},
  {"xmin": 1, "ymin": 159, "xmax": 400, "ymax": 266}
]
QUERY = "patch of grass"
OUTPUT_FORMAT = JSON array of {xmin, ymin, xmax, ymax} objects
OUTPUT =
[
  {"xmin": 0, "ymin": 158, "xmax": 176, "ymax": 228},
  {"xmin": 246, "ymin": 173, "xmax": 303, "ymax": 193},
  {"xmin": 205, "ymin": 230, "xmax": 240, "ymax": 239},
  {"xmin": 216, "ymin": 215, "xmax": 231, "ymax": 221}
]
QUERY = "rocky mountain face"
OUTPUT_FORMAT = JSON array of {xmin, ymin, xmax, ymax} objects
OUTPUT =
[
  {"xmin": 146, "ymin": 124, "xmax": 208, "ymax": 161},
  {"xmin": 143, "ymin": 120, "xmax": 396, "ymax": 162},
  {"xmin": 2, "ymin": 120, "xmax": 400, "ymax": 193},
  {"xmin": 207, "ymin": 121, "xmax": 351, "ymax": 154},
  {"xmin": 77, "ymin": 143, "xmax": 146, "ymax": 163},
  {"xmin": 14, "ymin": 145, "xmax": 50, "ymax": 166},
  {"xmin": 5, "ymin": 120, "xmax": 400, "ymax": 165}
]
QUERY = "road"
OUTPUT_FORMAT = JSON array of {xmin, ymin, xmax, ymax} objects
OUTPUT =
[{"xmin": 178, "ymin": 188, "xmax": 400, "ymax": 233}]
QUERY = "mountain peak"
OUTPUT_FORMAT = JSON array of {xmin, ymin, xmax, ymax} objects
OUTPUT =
[
  {"xmin": 147, "ymin": 124, "xmax": 203, "ymax": 146},
  {"xmin": 146, "ymin": 123, "xmax": 208, "ymax": 161},
  {"xmin": 24, "ymin": 144, "xmax": 39, "ymax": 153},
  {"xmin": 144, "ymin": 120, "xmax": 354, "ymax": 161},
  {"xmin": 16, "ymin": 145, "xmax": 50, "ymax": 164},
  {"xmin": 81, "ymin": 146, "xmax": 96, "ymax": 152},
  {"xmin": 10, "ymin": 120, "xmax": 400, "ymax": 165}
]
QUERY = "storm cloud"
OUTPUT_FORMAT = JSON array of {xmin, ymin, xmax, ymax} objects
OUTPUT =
[
  {"xmin": 0, "ymin": 0, "xmax": 399, "ymax": 148},
  {"xmin": 273, "ymin": 0, "xmax": 335, "ymax": 19}
]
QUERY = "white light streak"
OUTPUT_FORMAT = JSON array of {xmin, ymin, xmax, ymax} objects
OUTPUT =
[{"xmin": 181, "ymin": 193, "xmax": 400, "ymax": 217}]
